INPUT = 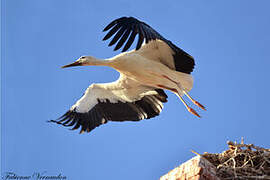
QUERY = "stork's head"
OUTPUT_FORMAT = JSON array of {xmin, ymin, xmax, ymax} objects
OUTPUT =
[{"xmin": 62, "ymin": 56, "xmax": 96, "ymax": 68}]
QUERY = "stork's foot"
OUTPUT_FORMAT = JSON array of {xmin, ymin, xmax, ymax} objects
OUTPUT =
[
  {"xmin": 182, "ymin": 90, "xmax": 206, "ymax": 111},
  {"xmin": 193, "ymin": 101, "xmax": 206, "ymax": 111},
  {"xmin": 188, "ymin": 107, "xmax": 201, "ymax": 118},
  {"xmin": 175, "ymin": 90, "xmax": 202, "ymax": 118}
]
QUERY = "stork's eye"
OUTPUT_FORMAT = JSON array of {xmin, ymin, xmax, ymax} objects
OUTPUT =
[{"xmin": 81, "ymin": 56, "xmax": 86, "ymax": 59}]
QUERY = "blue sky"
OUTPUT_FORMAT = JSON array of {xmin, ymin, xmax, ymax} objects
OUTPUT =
[{"xmin": 2, "ymin": 0, "xmax": 270, "ymax": 179}]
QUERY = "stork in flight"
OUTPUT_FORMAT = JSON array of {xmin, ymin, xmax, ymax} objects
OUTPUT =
[{"xmin": 50, "ymin": 17, "xmax": 206, "ymax": 134}]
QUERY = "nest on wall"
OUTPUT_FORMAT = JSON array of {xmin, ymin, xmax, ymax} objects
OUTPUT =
[{"xmin": 202, "ymin": 141, "xmax": 270, "ymax": 179}]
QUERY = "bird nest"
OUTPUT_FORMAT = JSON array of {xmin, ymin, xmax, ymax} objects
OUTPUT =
[{"xmin": 202, "ymin": 141, "xmax": 270, "ymax": 179}]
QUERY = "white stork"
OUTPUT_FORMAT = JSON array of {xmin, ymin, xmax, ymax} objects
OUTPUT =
[{"xmin": 50, "ymin": 17, "xmax": 205, "ymax": 134}]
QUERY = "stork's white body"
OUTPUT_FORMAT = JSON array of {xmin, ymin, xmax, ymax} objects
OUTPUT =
[
  {"xmin": 110, "ymin": 40, "xmax": 193, "ymax": 93},
  {"xmin": 72, "ymin": 40, "xmax": 193, "ymax": 114}
]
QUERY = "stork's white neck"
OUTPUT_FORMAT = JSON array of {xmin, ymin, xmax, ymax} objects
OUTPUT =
[{"xmin": 84, "ymin": 56, "xmax": 114, "ymax": 66}]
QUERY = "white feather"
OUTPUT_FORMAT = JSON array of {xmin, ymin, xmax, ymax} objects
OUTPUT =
[{"xmin": 71, "ymin": 74, "xmax": 158, "ymax": 113}]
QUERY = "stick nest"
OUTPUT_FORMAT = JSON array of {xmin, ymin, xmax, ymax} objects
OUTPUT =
[{"xmin": 202, "ymin": 141, "xmax": 270, "ymax": 179}]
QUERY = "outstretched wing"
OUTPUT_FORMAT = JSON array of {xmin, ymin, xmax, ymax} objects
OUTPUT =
[
  {"xmin": 49, "ymin": 75, "xmax": 168, "ymax": 134},
  {"xmin": 103, "ymin": 16, "xmax": 195, "ymax": 74},
  {"xmin": 103, "ymin": 17, "xmax": 163, "ymax": 51}
]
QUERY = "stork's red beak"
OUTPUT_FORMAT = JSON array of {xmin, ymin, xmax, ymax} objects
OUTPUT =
[{"xmin": 62, "ymin": 61, "xmax": 83, "ymax": 68}]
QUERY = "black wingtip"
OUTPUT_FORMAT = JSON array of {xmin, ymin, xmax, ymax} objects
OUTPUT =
[
  {"xmin": 47, "ymin": 120, "xmax": 57, "ymax": 123},
  {"xmin": 103, "ymin": 16, "xmax": 127, "ymax": 32},
  {"xmin": 102, "ymin": 16, "xmax": 162, "ymax": 52},
  {"xmin": 47, "ymin": 119, "xmax": 65, "ymax": 125}
]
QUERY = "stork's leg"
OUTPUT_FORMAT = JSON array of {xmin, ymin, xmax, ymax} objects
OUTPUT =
[
  {"xmin": 176, "ymin": 93, "xmax": 201, "ymax": 118},
  {"xmin": 161, "ymin": 75, "xmax": 206, "ymax": 111},
  {"xmin": 182, "ymin": 90, "xmax": 206, "ymax": 111},
  {"xmin": 156, "ymin": 84, "xmax": 201, "ymax": 117},
  {"xmin": 176, "ymin": 82, "xmax": 206, "ymax": 111}
]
